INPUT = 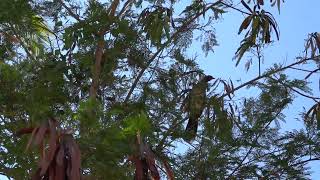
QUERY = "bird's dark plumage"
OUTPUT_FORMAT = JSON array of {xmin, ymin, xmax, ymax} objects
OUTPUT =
[{"xmin": 183, "ymin": 75, "xmax": 214, "ymax": 140}]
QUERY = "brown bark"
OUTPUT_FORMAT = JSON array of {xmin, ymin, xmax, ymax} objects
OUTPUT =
[{"xmin": 89, "ymin": 39, "xmax": 105, "ymax": 98}]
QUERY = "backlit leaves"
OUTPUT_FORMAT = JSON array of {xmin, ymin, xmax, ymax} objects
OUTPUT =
[
  {"xmin": 270, "ymin": 0, "xmax": 284, "ymax": 14},
  {"xmin": 235, "ymin": 0, "xmax": 280, "ymax": 65},
  {"xmin": 122, "ymin": 112, "xmax": 152, "ymax": 137},
  {"xmin": 139, "ymin": 6, "xmax": 172, "ymax": 47},
  {"xmin": 305, "ymin": 32, "xmax": 320, "ymax": 58}
]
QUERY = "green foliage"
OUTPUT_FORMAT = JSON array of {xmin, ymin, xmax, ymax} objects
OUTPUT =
[
  {"xmin": 77, "ymin": 98, "xmax": 103, "ymax": 132},
  {"xmin": 139, "ymin": 6, "xmax": 172, "ymax": 47},
  {"xmin": 122, "ymin": 112, "xmax": 152, "ymax": 137},
  {"xmin": 235, "ymin": 0, "xmax": 280, "ymax": 65}
]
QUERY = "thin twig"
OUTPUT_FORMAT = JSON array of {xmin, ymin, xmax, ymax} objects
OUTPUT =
[
  {"xmin": 220, "ymin": 1, "xmax": 252, "ymax": 15},
  {"xmin": 289, "ymin": 66, "xmax": 317, "ymax": 73},
  {"xmin": 290, "ymin": 157, "xmax": 320, "ymax": 167},
  {"xmin": 155, "ymin": 118, "xmax": 187, "ymax": 152},
  {"xmin": 305, "ymin": 67, "xmax": 320, "ymax": 79}
]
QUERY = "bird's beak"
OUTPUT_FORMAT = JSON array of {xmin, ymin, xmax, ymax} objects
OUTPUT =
[{"xmin": 207, "ymin": 75, "xmax": 214, "ymax": 81}]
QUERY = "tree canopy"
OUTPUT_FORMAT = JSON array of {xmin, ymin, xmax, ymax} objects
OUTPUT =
[{"xmin": 1, "ymin": 0, "xmax": 320, "ymax": 179}]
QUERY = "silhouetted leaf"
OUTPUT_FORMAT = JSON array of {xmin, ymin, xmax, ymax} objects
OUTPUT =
[
  {"xmin": 241, "ymin": 0, "xmax": 253, "ymax": 13},
  {"xmin": 238, "ymin": 15, "xmax": 253, "ymax": 34}
]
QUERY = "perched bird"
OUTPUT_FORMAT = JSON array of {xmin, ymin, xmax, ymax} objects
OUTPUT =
[{"xmin": 183, "ymin": 75, "xmax": 214, "ymax": 140}]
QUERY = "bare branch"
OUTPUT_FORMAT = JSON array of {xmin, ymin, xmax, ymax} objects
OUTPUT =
[
  {"xmin": 58, "ymin": 0, "xmax": 82, "ymax": 22},
  {"xmin": 305, "ymin": 67, "xmax": 320, "ymax": 79},
  {"xmin": 107, "ymin": 0, "xmax": 120, "ymax": 17},
  {"xmin": 118, "ymin": 0, "xmax": 134, "ymax": 18},
  {"xmin": 89, "ymin": 38, "xmax": 105, "ymax": 98},
  {"xmin": 289, "ymin": 66, "xmax": 317, "ymax": 73}
]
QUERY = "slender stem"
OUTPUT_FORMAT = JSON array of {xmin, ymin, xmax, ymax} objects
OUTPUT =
[
  {"xmin": 305, "ymin": 67, "xmax": 320, "ymax": 79},
  {"xmin": 155, "ymin": 118, "xmax": 187, "ymax": 152},
  {"xmin": 289, "ymin": 66, "xmax": 317, "ymax": 73},
  {"xmin": 256, "ymin": 45, "xmax": 262, "ymax": 76}
]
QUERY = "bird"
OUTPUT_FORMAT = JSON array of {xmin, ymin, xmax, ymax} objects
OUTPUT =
[{"xmin": 182, "ymin": 75, "xmax": 214, "ymax": 140}]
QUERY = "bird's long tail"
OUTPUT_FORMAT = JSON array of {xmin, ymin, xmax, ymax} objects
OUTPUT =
[{"xmin": 184, "ymin": 118, "xmax": 198, "ymax": 140}]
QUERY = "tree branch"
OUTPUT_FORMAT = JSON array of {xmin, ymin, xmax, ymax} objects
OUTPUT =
[
  {"xmin": 107, "ymin": 0, "xmax": 120, "ymax": 17},
  {"xmin": 289, "ymin": 66, "xmax": 318, "ymax": 73},
  {"xmin": 290, "ymin": 157, "xmax": 320, "ymax": 167},
  {"xmin": 89, "ymin": 38, "xmax": 105, "ymax": 98},
  {"xmin": 118, "ymin": 0, "xmax": 134, "ymax": 18},
  {"xmin": 58, "ymin": 0, "xmax": 82, "ymax": 22},
  {"xmin": 305, "ymin": 67, "xmax": 320, "ymax": 79}
]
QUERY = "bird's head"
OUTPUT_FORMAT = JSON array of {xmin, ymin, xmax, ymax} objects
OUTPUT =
[{"xmin": 204, "ymin": 75, "xmax": 214, "ymax": 82}]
